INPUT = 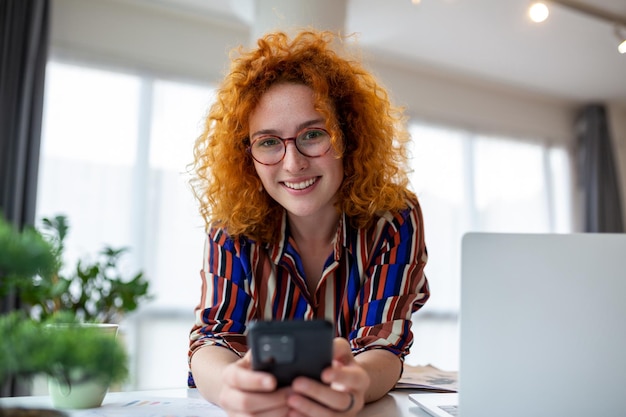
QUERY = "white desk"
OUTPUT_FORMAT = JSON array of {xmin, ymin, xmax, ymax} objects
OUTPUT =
[{"xmin": 0, "ymin": 388, "xmax": 435, "ymax": 416}]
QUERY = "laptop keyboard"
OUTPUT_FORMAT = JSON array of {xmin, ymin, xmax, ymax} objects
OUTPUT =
[{"xmin": 439, "ymin": 405, "xmax": 459, "ymax": 416}]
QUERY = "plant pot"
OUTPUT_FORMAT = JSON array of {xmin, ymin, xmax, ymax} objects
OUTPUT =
[
  {"xmin": 48, "ymin": 372, "xmax": 110, "ymax": 410},
  {"xmin": 46, "ymin": 323, "xmax": 119, "ymax": 409}
]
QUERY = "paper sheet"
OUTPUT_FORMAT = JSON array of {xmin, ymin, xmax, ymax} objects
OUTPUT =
[
  {"xmin": 395, "ymin": 364, "xmax": 458, "ymax": 392},
  {"xmin": 70, "ymin": 396, "xmax": 227, "ymax": 417}
]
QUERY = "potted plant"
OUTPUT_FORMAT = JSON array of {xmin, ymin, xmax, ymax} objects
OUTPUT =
[
  {"xmin": 0, "ymin": 214, "xmax": 147, "ymax": 411},
  {"xmin": 0, "ymin": 311, "xmax": 129, "ymax": 411}
]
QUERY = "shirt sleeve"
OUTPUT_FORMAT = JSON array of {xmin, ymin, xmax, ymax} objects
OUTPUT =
[
  {"xmin": 188, "ymin": 227, "xmax": 254, "ymax": 386},
  {"xmin": 350, "ymin": 197, "xmax": 430, "ymax": 358}
]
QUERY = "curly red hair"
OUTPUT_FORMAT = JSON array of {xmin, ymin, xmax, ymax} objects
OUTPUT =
[{"xmin": 191, "ymin": 29, "xmax": 415, "ymax": 243}]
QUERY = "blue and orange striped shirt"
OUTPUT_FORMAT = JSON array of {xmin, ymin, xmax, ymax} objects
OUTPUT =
[{"xmin": 188, "ymin": 197, "xmax": 430, "ymax": 387}]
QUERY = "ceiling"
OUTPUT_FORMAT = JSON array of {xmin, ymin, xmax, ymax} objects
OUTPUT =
[{"xmin": 144, "ymin": 0, "xmax": 626, "ymax": 105}]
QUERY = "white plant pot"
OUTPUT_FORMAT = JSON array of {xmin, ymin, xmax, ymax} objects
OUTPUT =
[
  {"xmin": 48, "ymin": 372, "xmax": 110, "ymax": 409},
  {"xmin": 46, "ymin": 323, "xmax": 119, "ymax": 409}
]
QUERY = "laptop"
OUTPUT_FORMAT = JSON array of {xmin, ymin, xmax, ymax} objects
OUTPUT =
[{"xmin": 411, "ymin": 232, "xmax": 626, "ymax": 417}]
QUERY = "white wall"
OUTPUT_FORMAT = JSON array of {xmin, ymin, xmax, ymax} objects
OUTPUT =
[
  {"xmin": 50, "ymin": 0, "xmax": 574, "ymax": 142},
  {"xmin": 50, "ymin": 0, "xmax": 248, "ymax": 82},
  {"xmin": 364, "ymin": 58, "xmax": 574, "ymax": 144}
]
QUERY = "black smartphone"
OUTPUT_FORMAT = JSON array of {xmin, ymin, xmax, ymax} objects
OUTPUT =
[{"xmin": 247, "ymin": 319, "xmax": 333, "ymax": 388}]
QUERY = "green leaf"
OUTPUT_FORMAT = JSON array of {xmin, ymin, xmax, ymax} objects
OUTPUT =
[
  {"xmin": 0, "ymin": 312, "xmax": 129, "ymax": 384},
  {"xmin": 2, "ymin": 213, "xmax": 152, "ymax": 324}
]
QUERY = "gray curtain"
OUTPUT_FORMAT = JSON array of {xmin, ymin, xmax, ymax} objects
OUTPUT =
[
  {"xmin": 575, "ymin": 104, "xmax": 624, "ymax": 233},
  {"xmin": 0, "ymin": 0, "xmax": 50, "ymax": 396}
]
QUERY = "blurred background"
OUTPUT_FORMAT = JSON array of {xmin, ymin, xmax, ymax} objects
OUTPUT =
[{"xmin": 3, "ymin": 0, "xmax": 625, "ymax": 391}]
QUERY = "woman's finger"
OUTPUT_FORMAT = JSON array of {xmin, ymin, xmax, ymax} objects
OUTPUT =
[
  {"xmin": 221, "ymin": 386, "xmax": 291, "ymax": 415},
  {"xmin": 222, "ymin": 353, "xmax": 277, "ymax": 392},
  {"xmin": 321, "ymin": 339, "xmax": 370, "ymax": 393},
  {"xmin": 290, "ymin": 377, "xmax": 363, "ymax": 416}
]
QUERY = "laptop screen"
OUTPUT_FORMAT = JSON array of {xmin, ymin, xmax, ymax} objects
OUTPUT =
[{"xmin": 458, "ymin": 232, "xmax": 626, "ymax": 417}]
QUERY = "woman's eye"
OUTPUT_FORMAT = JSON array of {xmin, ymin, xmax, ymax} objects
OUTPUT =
[
  {"xmin": 300, "ymin": 129, "xmax": 326, "ymax": 141},
  {"xmin": 256, "ymin": 137, "xmax": 281, "ymax": 148}
]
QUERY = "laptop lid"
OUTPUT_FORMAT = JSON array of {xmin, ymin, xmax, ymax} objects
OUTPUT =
[{"xmin": 459, "ymin": 232, "xmax": 626, "ymax": 417}]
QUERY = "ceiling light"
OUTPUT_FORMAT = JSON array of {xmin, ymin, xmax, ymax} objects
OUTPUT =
[
  {"xmin": 616, "ymin": 26, "xmax": 626, "ymax": 54},
  {"xmin": 529, "ymin": 2, "xmax": 549, "ymax": 23},
  {"xmin": 411, "ymin": 0, "xmax": 421, "ymax": 5},
  {"xmin": 531, "ymin": 1, "xmax": 626, "ymax": 55}
]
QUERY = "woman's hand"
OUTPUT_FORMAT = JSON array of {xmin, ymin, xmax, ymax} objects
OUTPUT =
[
  {"xmin": 287, "ymin": 338, "xmax": 370, "ymax": 417},
  {"xmin": 218, "ymin": 351, "xmax": 291, "ymax": 417}
]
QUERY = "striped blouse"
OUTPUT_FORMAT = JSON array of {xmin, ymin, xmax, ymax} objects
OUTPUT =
[{"xmin": 188, "ymin": 196, "xmax": 430, "ymax": 387}]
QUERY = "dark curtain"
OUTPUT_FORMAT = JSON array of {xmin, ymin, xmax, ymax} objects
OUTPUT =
[
  {"xmin": 0, "ymin": 0, "xmax": 50, "ymax": 396},
  {"xmin": 575, "ymin": 104, "xmax": 625, "ymax": 233}
]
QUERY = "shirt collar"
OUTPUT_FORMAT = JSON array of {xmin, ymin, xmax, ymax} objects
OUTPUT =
[{"xmin": 266, "ymin": 210, "xmax": 350, "ymax": 265}]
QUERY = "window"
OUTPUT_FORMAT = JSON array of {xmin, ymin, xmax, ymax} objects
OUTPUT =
[
  {"xmin": 406, "ymin": 122, "xmax": 572, "ymax": 370},
  {"xmin": 37, "ymin": 61, "xmax": 212, "ymax": 389},
  {"xmin": 37, "ymin": 61, "xmax": 573, "ymax": 387}
]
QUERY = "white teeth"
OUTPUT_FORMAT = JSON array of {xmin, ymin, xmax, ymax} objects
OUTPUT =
[{"xmin": 284, "ymin": 178, "xmax": 316, "ymax": 190}]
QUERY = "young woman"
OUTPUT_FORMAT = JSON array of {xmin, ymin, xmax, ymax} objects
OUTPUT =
[{"xmin": 188, "ymin": 29, "xmax": 430, "ymax": 417}]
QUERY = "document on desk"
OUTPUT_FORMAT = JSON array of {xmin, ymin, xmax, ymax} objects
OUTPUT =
[
  {"xmin": 71, "ymin": 396, "xmax": 227, "ymax": 417},
  {"xmin": 395, "ymin": 364, "xmax": 458, "ymax": 392}
]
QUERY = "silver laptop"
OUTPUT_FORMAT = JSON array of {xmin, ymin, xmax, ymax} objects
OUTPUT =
[{"xmin": 411, "ymin": 232, "xmax": 626, "ymax": 417}]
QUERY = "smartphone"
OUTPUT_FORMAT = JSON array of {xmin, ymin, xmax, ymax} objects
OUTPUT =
[{"xmin": 247, "ymin": 319, "xmax": 333, "ymax": 388}]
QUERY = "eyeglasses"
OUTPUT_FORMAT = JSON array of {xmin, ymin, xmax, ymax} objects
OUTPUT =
[{"xmin": 248, "ymin": 127, "xmax": 332, "ymax": 166}]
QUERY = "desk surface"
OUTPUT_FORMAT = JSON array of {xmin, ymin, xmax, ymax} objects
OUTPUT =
[{"xmin": 0, "ymin": 388, "xmax": 435, "ymax": 416}]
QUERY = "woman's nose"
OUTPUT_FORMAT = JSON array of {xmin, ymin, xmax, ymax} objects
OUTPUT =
[{"xmin": 282, "ymin": 141, "xmax": 308, "ymax": 171}]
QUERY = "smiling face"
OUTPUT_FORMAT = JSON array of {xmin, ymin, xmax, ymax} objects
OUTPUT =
[{"xmin": 249, "ymin": 83, "xmax": 344, "ymax": 223}]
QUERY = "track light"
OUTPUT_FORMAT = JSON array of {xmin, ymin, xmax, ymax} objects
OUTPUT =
[
  {"xmin": 616, "ymin": 26, "xmax": 626, "ymax": 54},
  {"xmin": 528, "ymin": 1, "xmax": 626, "ymax": 55},
  {"xmin": 529, "ymin": 2, "xmax": 549, "ymax": 23}
]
